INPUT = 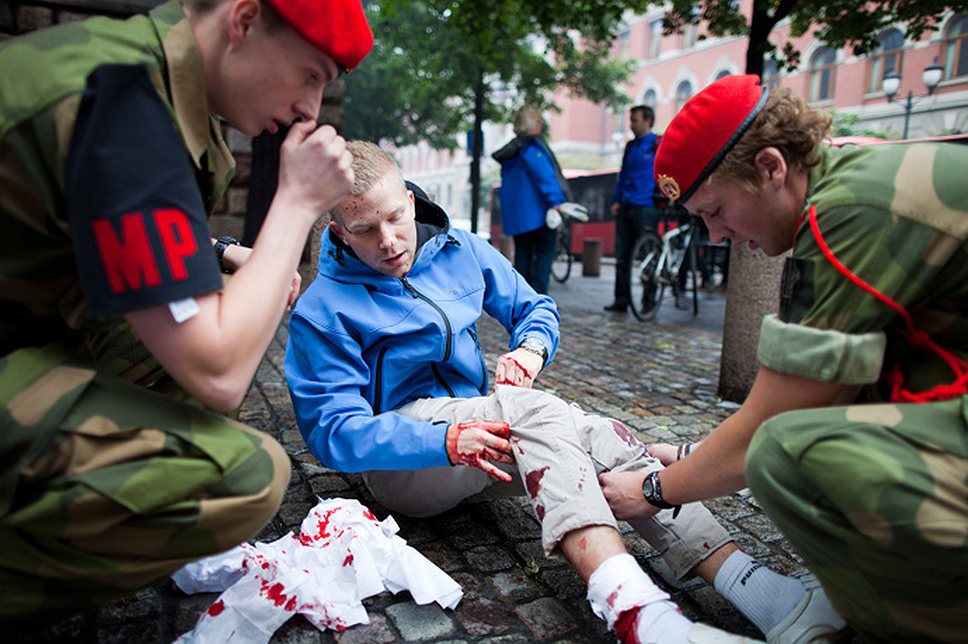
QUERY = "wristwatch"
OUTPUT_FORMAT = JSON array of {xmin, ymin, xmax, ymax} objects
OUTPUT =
[
  {"xmin": 642, "ymin": 471, "xmax": 681, "ymax": 519},
  {"xmin": 214, "ymin": 235, "xmax": 240, "ymax": 273},
  {"xmin": 517, "ymin": 337, "xmax": 549, "ymax": 366}
]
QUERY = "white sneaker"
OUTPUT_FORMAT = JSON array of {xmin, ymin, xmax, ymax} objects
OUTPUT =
[
  {"xmin": 765, "ymin": 574, "xmax": 848, "ymax": 643},
  {"xmin": 688, "ymin": 623, "xmax": 764, "ymax": 643}
]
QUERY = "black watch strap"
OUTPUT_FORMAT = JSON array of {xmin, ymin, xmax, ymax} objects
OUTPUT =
[
  {"xmin": 214, "ymin": 235, "xmax": 240, "ymax": 273},
  {"xmin": 642, "ymin": 471, "xmax": 681, "ymax": 519}
]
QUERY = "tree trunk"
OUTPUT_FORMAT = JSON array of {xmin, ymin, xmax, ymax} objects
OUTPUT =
[{"xmin": 469, "ymin": 69, "xmax": 485, "ymax": 234}]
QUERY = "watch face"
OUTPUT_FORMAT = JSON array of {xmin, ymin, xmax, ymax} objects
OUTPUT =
[{"xmin": 641, "ymin": 473, "xmax": 657, "ymax": 500}]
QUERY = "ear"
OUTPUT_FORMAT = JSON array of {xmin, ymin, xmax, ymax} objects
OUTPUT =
[
  {"xmin": 754, "ymin": 146, "xmax": 788, "ymax": 190},
  {"xmin": 227, "ymin": 0, "xmax": 260, "ymax": 45},
  {"xmin": 328, "ymin": 220, "xmax": 344, "ymax": 243}
]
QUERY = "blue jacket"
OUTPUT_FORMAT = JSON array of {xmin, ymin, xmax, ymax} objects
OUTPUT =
[
  {"xmin": 612, "ymin": 133, "xmax": 659, "ymax": 208},
  {"xmin": 284, "ymin": 190, "xmax": 560, "ymax": 473},
  {"xmin": 495, "ymin": 137, "xmax": 567, "ymax": 236}
]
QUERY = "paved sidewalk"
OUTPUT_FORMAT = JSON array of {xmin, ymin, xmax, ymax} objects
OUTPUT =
[{"xmin": 10, "ymin": 263, "xmax": 810, "ymax": 643}]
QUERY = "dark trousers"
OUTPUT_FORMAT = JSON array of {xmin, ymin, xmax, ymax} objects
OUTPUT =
[
  {"xmin": 613, "ymin": 205, "xmax": 660, "ymax": 304},
  {"xmin": 513, "ymin": 225, "xmax": 557, "ymax": 295}
]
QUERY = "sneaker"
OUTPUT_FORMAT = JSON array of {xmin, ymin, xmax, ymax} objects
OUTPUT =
[
  {"xmin": 765, "ymin": 574, "xmax": 849, "ymax": 643},
  {"xmin": 688, "ymin": 623, "xmax": 764, "ymax": 643}
]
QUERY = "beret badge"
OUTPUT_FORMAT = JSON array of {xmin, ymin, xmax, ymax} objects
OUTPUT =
[{"xmin": 657, "ymin": 175, "xmax": 681, "ymax": 201}]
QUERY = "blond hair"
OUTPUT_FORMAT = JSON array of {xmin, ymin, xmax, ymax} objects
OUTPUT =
[
  {"xmin": 181, "ymin": 0, "xmax": 285, "ymax": 28},
  {"xmin": 331, "ymin": 140, "xmax": 404, "ymax": 220},
  {"xmin": 713, "ymin": 87, "xmax": 832, "ymax": 192},
  {"xmin": 513, "ymin": 106, "xmax": 542, "ymax": 137}
]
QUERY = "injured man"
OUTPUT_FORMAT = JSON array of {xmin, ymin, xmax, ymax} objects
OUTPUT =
[{"xmin": 284, "ymin": 140, "xmax": 845, "ymax": 643}]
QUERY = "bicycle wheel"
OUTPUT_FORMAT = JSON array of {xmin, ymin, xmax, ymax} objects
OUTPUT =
[
  {"xmin": 630, "ymin": 232, "xmax": 663, "ymax": 321},
  {"xmin": 551, "ymin": 225, "xmax": 572, "ymax": 283}
]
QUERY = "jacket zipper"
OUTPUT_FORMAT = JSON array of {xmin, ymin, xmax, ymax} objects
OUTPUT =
[
  {"xmin": 468, "ymin": 327, "xmax": 488, "ymax": 394},
  {"xmin": 430, "ymin": 363, "xmax": 456, "ymax": 397},
  {"xmin": 401, "ymin": 277, "xmax": 453, "ymax": 361},
  {"xmin": 373, "ymin": 346, "xmax": 388, "ymax": 414}
]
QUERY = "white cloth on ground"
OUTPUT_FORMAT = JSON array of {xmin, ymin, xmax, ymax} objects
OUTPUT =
[{"xmin": 172, "ymin": 497, "xmax": 463, "ymax": 643}]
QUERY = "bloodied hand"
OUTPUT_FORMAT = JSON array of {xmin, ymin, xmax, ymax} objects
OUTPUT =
[
  {"xmin": 495, "ymin": 348, "xmax": 543, "ymax": 388},
  {"xmin": 445, "ymin": 419, "xmax": 515, "ymax": 482}
]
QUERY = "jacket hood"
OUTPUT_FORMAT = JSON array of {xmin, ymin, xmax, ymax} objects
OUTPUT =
[{"xmin": 319, "ymin": 180, "xmax": 455, "ymax": 285}]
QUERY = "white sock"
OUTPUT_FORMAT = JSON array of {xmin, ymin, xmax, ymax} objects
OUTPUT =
[
  {"xmin": 587, "ymin": 553, "xmax": 692, "ymax": 643},
  {"xmin": 713, "ymin": 551, "xmax": 805, "ymax": 635}
]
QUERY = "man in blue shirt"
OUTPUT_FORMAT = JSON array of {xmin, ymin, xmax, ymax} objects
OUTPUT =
[{"xmin": 605, "ymin": 105, "xmax": 661, "ymax": 313}]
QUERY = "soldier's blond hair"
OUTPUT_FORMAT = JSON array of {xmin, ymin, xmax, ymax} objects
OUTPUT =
[
  {"xmin": 181, "ymin": 0, "xmax": 285, "ymax": 29},
  {"xmin": 713, "ymin": 87, "xmax": 832, "ymax": 192}
]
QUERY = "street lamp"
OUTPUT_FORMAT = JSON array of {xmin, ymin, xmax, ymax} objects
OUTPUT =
[{"xmin": 882, "ymin": 61, "xmax": 944, "ymax": 139}]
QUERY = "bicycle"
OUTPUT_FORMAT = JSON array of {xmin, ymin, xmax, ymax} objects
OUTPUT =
[
  {"xmin": 629, "ymin": 212, "xmax": 704, "ymax": 321},
  {"xmin": 549, "ymin": 202, "xmax": 589, "ymax": 284}
]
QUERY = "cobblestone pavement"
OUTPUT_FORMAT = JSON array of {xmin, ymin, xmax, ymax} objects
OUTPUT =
[{"xmin": 9, "ymin": 263, "xmax": 810, "ymax": 643}]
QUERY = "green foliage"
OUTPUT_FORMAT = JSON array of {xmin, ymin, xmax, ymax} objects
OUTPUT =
[
  {"xmin": 652, "ymin": 0, "xmax": 968, "ymax": 76},
  {"xmin": 343, "ymin": 0, "xmax": 648, "ymax": 147},
  {"xmin": 829, "ymin": 110, "xmax": 894, "ymax": 139}
]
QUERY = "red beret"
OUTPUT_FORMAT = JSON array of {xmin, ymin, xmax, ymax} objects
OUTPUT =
[
  {"xmin": 654, "ymin": 74, "xmax": 769, "ymax": 204},
  {"xmin": 265, "ymin": 0, "xmax": 373, "ymax": 73}
]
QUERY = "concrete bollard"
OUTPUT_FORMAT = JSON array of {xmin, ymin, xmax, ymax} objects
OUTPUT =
[
  {"xmin": 582, "ymin": 238, "xmax": 602, "ymax": 277},
  {"xmin": 499, "ymin": 236, "xmax": 514, "ymax": 262}
]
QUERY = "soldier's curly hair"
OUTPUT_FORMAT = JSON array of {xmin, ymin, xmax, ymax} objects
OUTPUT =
[{"xmin": 713, "ymin": 87, "xmax": 832, "ymax": 192}]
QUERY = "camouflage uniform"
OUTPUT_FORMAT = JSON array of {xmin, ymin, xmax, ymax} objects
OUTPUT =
[
  {"xmin": 745, "ymin": 142, "xmax": 968, "ymax": 642},
  {"xmin": 0, "ymin": 2, "xmax": 289, "ymax": 616}
]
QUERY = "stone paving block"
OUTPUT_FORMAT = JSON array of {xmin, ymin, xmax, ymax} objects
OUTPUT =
[
  {"xmin": 455, "ymin": 597, "xmax": 517, "ymax": 636},
  {"xmin": 271, "ymin": 616, "xmax": 325, "ymax": 643},
  {"xmin": 472, "ymin": 498, "xmax": 542, "ymax": 541},
  {"xmin": 446, "ymin": 517, "xmax": 501, "ymax": 550},
  {"xmin": 334, "ymin": 613, "xmax": 397, "ymax": 643},
  {"xmin": 418, "ymin": 541, "xmax": 466, "ymax": 573},
  {"xmin": 491, "ymin": 570, "xmax": 545, "ymax": 604},
  {"xmin": 535, "ymin": 566, "xmax": 586, "ymax": 600},
  {"xmin": 386, "ymin": 601, "xmax": 456, "ymax": 640},
  {"xmin": 465, "ymin": 545, "xmax": 517, "ymax": 573},
  {"xmin": 308, "ymin": 473, "xmax": 352, "ymax": 496},
  {"xmin": 512, "ymin": 597, "xmax": 578, "ymax": 640}
]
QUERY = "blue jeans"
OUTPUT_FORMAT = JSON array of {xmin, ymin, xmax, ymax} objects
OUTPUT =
[{"xmin": 513, "ymin": 225, "xmax": 556, "ymax": 295}]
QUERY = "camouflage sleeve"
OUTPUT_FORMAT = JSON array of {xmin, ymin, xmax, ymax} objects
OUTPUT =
[
  {"xmin": 757, "ymin": 314, "xmax": 886, "ymax": 383},
  {"xmin": 760, "ymin": 201, "xmax": 943, "ymax": 382}
]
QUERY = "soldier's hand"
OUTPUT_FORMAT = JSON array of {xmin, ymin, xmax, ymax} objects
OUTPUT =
[
  {"xmin": 647, "ymin": 441, "xmax": 698, "ymax": 466},
  {"xmin": 598, "ymin": 471, "xmax": 660, "ymax": 520},
  {"xmin": 646, "ymin": 442, "xmax": 679, "ymax": 466},
  {"xmin": 445, "ymin": 419, "xmax": 515, "ymax": 482},
  {"xmin": 277, "ymin": 122, "xmax": 353, "ymax": 220},
  {"xmin": 215, "ymin": 242, "xmax": 301, "ymax": 309},
  {"xmin": 495, "ymin": 348, "xmax": 542, "ymax": 388}
]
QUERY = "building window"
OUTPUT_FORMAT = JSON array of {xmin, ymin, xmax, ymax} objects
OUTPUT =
[
  {"xmin": 680, "ymin": 5, "xmax": 699, "ymax": 49},
  {"xmin": 617, "ymin": 29, "xmax": 630, "ymax": 60},
  {"xmin": 674, "ymin": 80, "xmax": 694, "ymax": 112},
  {"xmin": 715, "ymin": 69, "xmax": 732, "ymax": 81},
  {"xmin": 869, "ymin": 28, "xmax": 905, "ymax": 93},
  {"xmin": 763, "ymin": 58, "xmax": 780, "ymax": 89},
  {"xmin": 944, "ymin": 14, "xmax": 968, "ymax": 79},
  {"xmin": 643, "ymin": 88, "xmax": 658, "ymax": 107},
  {"xmin": 810, "ymin": 46, "xmax": 837, "ymax": 102},
  {"xmin": 647, "ymin": 19, "xmax": 663, "ymax": 60}
]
